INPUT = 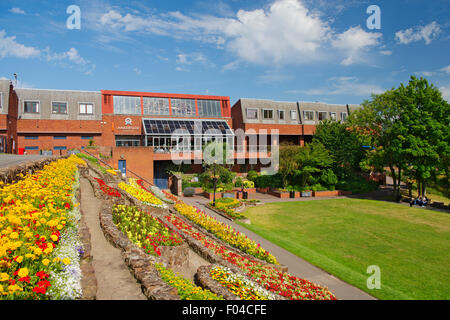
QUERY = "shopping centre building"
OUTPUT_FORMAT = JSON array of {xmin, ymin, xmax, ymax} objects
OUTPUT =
[{"xmin": 0, "ymin": 79, "xmax": 359, "ymax": 188}]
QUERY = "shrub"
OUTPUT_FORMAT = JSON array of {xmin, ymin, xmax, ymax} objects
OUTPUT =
[
  {"xmin": 243, "ymin": 180, "xmax": 255, "ymax": 189},
  {"xmin": 234, "ymin": 177, "xmax": 244, "ymax": 188},
  {"xmin": 247, "ymin": 170, "xmax": 259, "ymax": 182},
  {"xmin": 320, "ymin": 169, "xmax": 338, "ymax": 188},
  {"xmin": 184, "ymin": 187, "xmax": 196, "ymax": 197}
]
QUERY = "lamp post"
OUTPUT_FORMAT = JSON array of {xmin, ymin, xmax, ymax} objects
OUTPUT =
[{"xmin": 212, "ymin": 161, "xmax": 218, "ymax": 207}]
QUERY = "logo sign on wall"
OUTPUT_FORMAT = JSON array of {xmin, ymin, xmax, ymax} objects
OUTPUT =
[{"xmin": 117, "ymin": 117, "xmax": 139, "ymax": 130}]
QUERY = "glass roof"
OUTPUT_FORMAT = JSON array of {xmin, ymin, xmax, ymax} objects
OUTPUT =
[{"xmin": 142, "ymin": 118, "xmax": 234, "ymax": 136}]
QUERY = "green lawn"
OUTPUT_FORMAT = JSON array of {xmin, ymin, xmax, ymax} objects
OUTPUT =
[{"xmin": 238, "ymin": 199, "xmax": 450, "ymax": 300}]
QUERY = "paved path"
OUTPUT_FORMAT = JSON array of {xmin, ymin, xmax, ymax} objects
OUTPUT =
[
  {"xmin": 0, "ymin": 154, "xmax": 48, "ymax": 168},
  {"xmin": 181, "ymin": 196, "xmax": 377, "ymax": 300},
  {"xmin": 80, "ymin": 177, "xmax": 146, "ymax": 300}
]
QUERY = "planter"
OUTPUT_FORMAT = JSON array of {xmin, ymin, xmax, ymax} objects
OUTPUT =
[
  {"xmin": 301, "ymin": 191, "xmax": 312, "ymax": 197},
  {"xmin": 257, "ymin": 187, "xmax": 269, "ymax": 194},
  {"xmin": 203, "ymin": 191, "xmax": 222, "ymax": 201},
  {"xmin": 243, "ymin": 188, "xmax": 256, "ymax": 194},
  {"xmin": 312, "ymin": 190, "xmax": 352, "ymax": 197},
  {"xmin": 193, "ymin": 187, "xmax": 204, "ymax": 194},
  {"xmin": 269, "ymin": 190, "xmax": 290, "ymax": 199},
  {"xmin": 222, "ymin": 192, "xmax": 236, "ymax": 199}
]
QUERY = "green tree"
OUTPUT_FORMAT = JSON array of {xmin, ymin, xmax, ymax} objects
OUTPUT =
[
  {"xmin": 349, "ymin": 76, "xmax": 450, "ymax": 200},
  {"xmin": 313, "ymin": 119, "xmax": 367, "ymax": 179}
]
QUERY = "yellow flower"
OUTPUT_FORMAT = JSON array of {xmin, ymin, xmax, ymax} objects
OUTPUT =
[
  {"xmin": 62, "ymin": 258, "xmax": 71, "ymax": 265},
  {"xmin": 9, "ymin": 232, "xmax": 19, "ymax": 239},
  {"xmin": 57, "ymin": 224, "xmax": 63, "ymax": 230},
  {"xmin": 51, "ymin": 234, "xmax": 58, "ymax": 242},
  {"xmin": 42, "ymin": 259, "xmax": 50, "ymax": 266},
  {"xmin": 16, "ymin": 256, "xmax": 23, "ymax": 263},
  {"xmin": 0, "ymin": 273, "xmax": 9, "ymax": 282},
  {"xmin": 17, "ymin": 268, "xmax": 29, "ymax": 278},
  {"xmin": 53, "ymin": 257, "xmax": 61, "ymax": 263},
  {"xmin": 8, "ymin": 284, "xmax": 22, "ymax": 293},
  {"xmin": 34, "ymin": 248, "xmax": 43, "ymax": 255}
]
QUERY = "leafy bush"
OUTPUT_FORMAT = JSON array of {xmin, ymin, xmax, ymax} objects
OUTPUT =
[
  {"xmin": 234, "ymin": 177, "xmax": 244, "ymax": 188},
  {"xmin": 320, "ymin": 169, "xmax": 338, "ymax": 189},
  {"xmin": 184, "ymin": 187, "xmax": 196, "ymax": 197},
  {"xmin": 247, "ymin": 170, "xmax": 259, "ymax": 182},
  {"xmin": 243, "ymin": 180, "xmax": 255, "ymax": 188},
  {"xmin": 336, "ymin": 174, "xmax": 379, "ymax": 194}
]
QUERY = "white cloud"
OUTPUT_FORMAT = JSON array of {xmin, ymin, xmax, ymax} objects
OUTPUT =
[
  {"xmin": 0, "ymin": 30, "xmax": 40, "ymax": 59},
  {"xmin": 96, "ymin": 0, "xmax": 387, "ymax": 67},
  {"xmin": 395, "ymin": 21, "xmax": 441, "ymax": 45},
  {"xmin": 380, "ymin": 50, "xmax": 392, "ymax": 56},
  {"xmin": 44, "ymin": 47, "xmax": 95, "ymax": 75},
  {"xmin": 287, "ymin": 77, "xmax": 384, "ymax": 97},
  {"xmin": 10, "ymin": 8, "xmax": 26, "ymax": 15},
  {"xmin": 440, "ymin": 85, "xmax": 450, "ymax": 102},
  {"xmin": 332, "ymin": 26, "xmax": 382, "ymax": 65},
  {"xmin": 440, "ymin": 65, "xmax": 450, "ymax": 74}
]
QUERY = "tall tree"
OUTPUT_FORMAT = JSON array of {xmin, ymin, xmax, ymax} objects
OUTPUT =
[{"xmin": 349, "ymin": 76, "xmax": 450, "ymax": 200}]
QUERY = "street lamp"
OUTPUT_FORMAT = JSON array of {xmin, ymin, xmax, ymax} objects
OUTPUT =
[{"xmin": 212, "ymin": 160, "xmax": 219, "ymax": 207}]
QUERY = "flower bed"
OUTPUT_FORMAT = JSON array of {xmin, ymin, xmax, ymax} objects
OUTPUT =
[
  {"xmin": 112, "ymin": 205, "xmax": 182, "ymax": 257},
  {"xmin": 208, "ymin": 198, "xmax": 245, "ymax": 220},
  {"xmin": 0, "ymin": 155, "xmax": 85, "ymax": 299},
  {"xmin": 210, "ymin": 265, "xmax": 274, "ymax": 300},
  {"xmin": 118, "ymin": 179, "xmax": 166, "ymax": 209},
  {"xmin": 136, "ymin": 180, "xmax": 175, "ymax": 205},
  {"xmin": 174, "ymin": 202, "xmax": 276, "ymax": 264},
  {"xmin": 165, "ymin": 214, "xmax": 336, "ymax": 300},
  {"xmin": 154, "ymin": 263, "xmax": 223, "ymax": 300},
  {"xmin": 94, "ymin": 178, "xmax": 122, "ymax": 198}
]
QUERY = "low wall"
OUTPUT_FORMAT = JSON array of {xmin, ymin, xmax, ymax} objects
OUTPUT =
[{"xmin": 0, "ymin": 155, "xmax": 68, "ymax": 184}]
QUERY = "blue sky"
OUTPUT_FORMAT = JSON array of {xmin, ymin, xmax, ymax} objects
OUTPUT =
[{"xmin": 0, "ymin": 0, "xmax": 449, "ymax": 105}]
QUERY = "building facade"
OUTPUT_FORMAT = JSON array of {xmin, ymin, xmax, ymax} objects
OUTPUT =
[{"xmin": 0, "ymin": 78, "xmax": 359, "ymax": 188}]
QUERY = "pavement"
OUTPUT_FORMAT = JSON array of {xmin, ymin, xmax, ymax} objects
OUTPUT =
[
  {"xmin": 80, "ymin": 177, "xmax": 147, "ymax": 300},
  {"xmin": 181, "ymin": 195, "xmax": 377, "ymax": 300},
  {"xmin": 0, "ymin": 154, "xmax": 49, "ymax": 168}
]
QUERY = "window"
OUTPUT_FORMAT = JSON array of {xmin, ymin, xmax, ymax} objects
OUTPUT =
[
  {"xmin": 53, "ymin": 146, "xmax": 67, "ymax": 151},
  {"xmin": 171, "ymin": 99, "xmax": 196, "ymax": 117},
  {"xmin": 198, "ymin": 100, "xmax": 221, "ymax": 117},
  {"xmin": 341, "ymin": 112, "xmax": 348, "ymax": 121},
  {"xmin": 113, "ymin": 96, "xmax": 141, "ymax": 115},
  {"xmin": 79, "ymin": 103, "xmax": 94, "ymax": 114},
  {"xmin": 115, "ymin": 136, "xmax": 141, "ymax": 147},
  {"xmin": 52, "ymin": 102, "xmax": 68, "ymax": 114},
  {"xmin": 24, "ymin": 136, "xmax": 39, "ymax": 140},
  {"xmin": 81, "ymin": 136, "xmax": 94, "ymax": 140},
  {"xmin": 24, "ymin": 101, "xmax": 39, "ymax": 113},
  {"xmin": 246, "ymin": 108, "xmax": 258, "ymax": 120},
  {"xmin": 0, "ymin": 92, "xmax": 2, "ymax": 109},
  {"xmin": 318, "ymin": 111, "xmax": 327, "ymax": 121},
  {"xmin": 263, "ymin": 109, "xmax": 273, "ymax": 120},
  {"xmin": 330, "ymin": 112, "xmax": 337, "ymax": 121},
  {"xmin": 278, "ymin": 110, "xmax": 285, "ymax": 120},
  {"xmin": 54, "ymin": 136, "xmax": 67, "ymax": 140},
  {"xmin": 25, "ymin": 146, "xmax": 39, "ymax": 151},
  {"xmin": 304, "ymin": 111, "xmax": 314, "ymax": 121},
  {"xmin": 290, "ymin": 110, "xmax": 297, "ymax": 120},
  {"xmin": 143, "ymin": 97, "xmax": 170, "ymax": 116}
]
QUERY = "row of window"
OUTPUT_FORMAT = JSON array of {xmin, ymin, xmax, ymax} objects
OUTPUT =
[
  {"xmin": 246, "ymin": 108, "xmax": 348, "ymax": 122},
  {"xmin": 23, "ymin": 101, "xmax": 94, "ymax": 115},
  {"xmin": 113, "ymin": 96, "xmax": 222, "ymax": 117},
  {"xmin": 247, "ymin": 108, "xmax": 297, "ymax": 121},
  {"xmin": 25, "ymin": 146, "xmax": 68, "ymax": 151},
  {"xmin": 24, "ymin": 136, "xmax": 93, "ymax": 140}
]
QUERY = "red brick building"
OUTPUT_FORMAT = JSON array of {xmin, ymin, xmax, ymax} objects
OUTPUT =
[{"xmin": 0, "ymin": 79, "xmax": 359, "ymax": 188}]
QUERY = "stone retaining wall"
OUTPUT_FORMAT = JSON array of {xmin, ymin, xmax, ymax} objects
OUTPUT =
[
  {"xmin": 196, "ymin": 265, "xmax": 240, "ymax": 300},
  {"xmin": 0, "ymin": 155, "xmax": 68, "ymax": 184},
  {"xmin": 98, "ymin": 200, "xmax": 181, "ymax": 300}
]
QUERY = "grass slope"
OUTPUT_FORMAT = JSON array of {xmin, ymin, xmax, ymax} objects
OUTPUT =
[{"xmin": 238, "ymin": 199, "xmax": 450, "ymax": 300}]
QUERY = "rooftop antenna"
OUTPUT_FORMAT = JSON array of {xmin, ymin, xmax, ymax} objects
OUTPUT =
[{"xmin": 13, "ymin": 73, "xmax": 17, "ymax": 87}]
